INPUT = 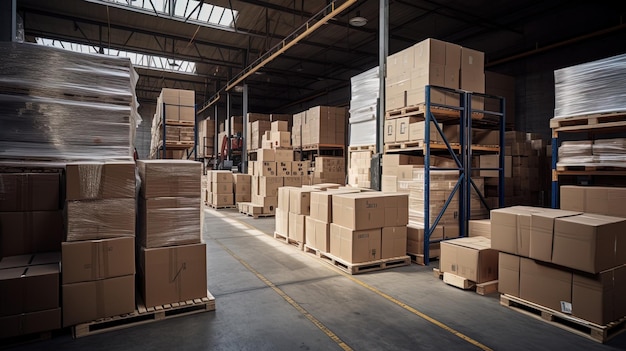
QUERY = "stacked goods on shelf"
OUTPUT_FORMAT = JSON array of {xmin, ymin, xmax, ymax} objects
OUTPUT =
[
  {"xmin": 291, "ymin": 111, "xmax": 305, "ymax": 149},
  {"xmin": 197, "ymin": 118, "xmax": 216, "ymax": 159},
  {"xmin": 137, "ymin": 160, "xmax": 207, "ymax": 308},
  {"xmin": 385, "ymin": 38, "xmax": 483, "ymax": 114},
  {"xmin": 348, "ymin": 149, "xmax": 373, "ymax": 188},
  {"xmin": 492, "ymin": 205, "xmax": 626, "ymax": 326},
  {"xmin": 150, "ymin": 88, "xmax": 196, "ymax": 159},
  {"xmin": 249, "ymin": 117, "xmax": 272, "ymax": 151},
  {"xmin": 0, "ymin": 42, "xmax": 140, "ymax": 162},
  {"xmin": 300, "ymin": 106, "xmax": 347, "ymax": 147},
  {"xmin": 557, "ymin": 137, "xmax": 626, "ymax": 168},
  {"xmin": 348, "ymin": 66, "xmax": 378, "ymax": 148},
  {"xmin": 62, "ymin": 161, "xmax": 137, "ymax": 327},
  {"xmin": 307, "ymin": 156, "xmax": 345, "ymax": 185},
  {"xmin": 0, "ymin": 172, "xmax": 63, "ymax": 338},
  {"xmin": 206, "ymin": 170, "xmax": 235, "ymax": 208}
]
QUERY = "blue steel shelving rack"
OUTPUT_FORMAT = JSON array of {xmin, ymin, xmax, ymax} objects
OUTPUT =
[{"xmin": 421, "ymin": 85, "xmax": 506, "ymax": 265}]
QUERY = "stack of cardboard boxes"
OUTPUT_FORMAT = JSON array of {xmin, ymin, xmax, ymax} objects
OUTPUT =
[
  {"xmin": 493, "ymin": 201, "xmax": 626, "ymax": 326},
  {"xmin": 309, "ymin": 157, "xmax": 345, "ymax": 185},
  {"xmin": 62, "ymin": 161, "xmax": 137, "ymax": 327},
  {"xmin": 150, "ymin": 88, "xmax": 196, "ymax": 159},
  {"xmin": 306, "ymin": 189, "xmax": 361, "ymax": 252},
  {"xmin": 197, "ymin": 118, "xmax": 216, "ymax": 159},
  {"xmin": 217, "ymin": 116, "xmax": 243, "ymax": 154},
  {"xmin": 137, "ymin": 160, "xmax": 207, "ymax": 308},
  {"xmin": 0, "ymin": 172, "xmax": 63, "ymax": 338},
  {"xmin": 347, "ymin": 149, "xmax": 373, "ymax": 188},
  {"xmin": 233, "ymin": 174, "xmax": 252, "ymax": 204},
  {"xmin": 290, "ymin": 106, "xmax": 347, "ymax": 148},
  {"xmin": 207, "ymin": 170, "xmax": 235, "ymax": 208}
]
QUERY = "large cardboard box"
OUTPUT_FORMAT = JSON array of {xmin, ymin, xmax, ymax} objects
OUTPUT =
[
  {"xmin": 212, "ymin": 193, "xmax": 234, "ymax": 207},
  {"xmin": 552, "ymin": 213, "xmax": 626, "ymax": 273},
  {"xmin": 179, "ymin": 89, "xmax": 195, "ymax": 106},
  {"xmin": 498, "ymin": 252, "xmax": 520, "ymax": 297},
  {"xmin": 309, "ymin": 189, "xmax": 360, "ymax": 223},
  {"xmin": 0, "ymin": 173, "xmax": 60, "ymax": 211},
  {"xmin": 62, "ymin": 274, "xmax": 135, "ymax": 327},
  {"xmin": 529, "ymin": 210, "xmax": 581, "ymax": 263},
  {"xmin": 289, "ymin": 188, "xmax": 315, "ymax": 215},
  {"xmin": 275, "ymin": 209, "xmax": 289, "ymax": 237},
  {"xmin": 138, "ymin": 243, "xmax": 207, "ymax": 308},
  {"xmin": 139, "ymin": 197, "xmax": 201, "ymax": 248},
  {"xmin": 255, "ymin": 149, "xmax": 275, "ymax": 162},
  {"xmin": 212, "ymin": 181, "xmax": 234, "ymax": 195},
  {"xmin": 519, "ymin": 257, "xmax": 572, "ymax": 313},
  {"xmin": 572, "ymin": 265, "xmax": 626, "ymax": 325},
  {"xmin": 383, "ymin": 193, "xmax": 409, "ymax": 227},
  {"xmin": 560, "ymin": 186, "xmax": 626, "ymax": 217},
  {"xmin": 276, "ymin": 161, "xmax": 292, "ymax": 177},
  {"xmin": 66, "ymin": 162, "xmax": 135, "ymax": 201},
  {"xmin": 490, "ymin": 206, "xmax": 544, "ymax": 257},
  {"xmin": 479, "ymin": 155, "xmax": 512, "ymax": 178},
  {"xmin": 0, "ymin": 308, "xmax": 61, "ymax": 339},
  {"xmin": 233, "ymin": 174, "xmax": 252, "ymax": 195},
  {"xmin": 305, "ymin": 216, "xmax": 330, "ymax": 252},
  {"xmin": 138, "ymin": 160, "xmax": 201, "ymax": 198},
  {"xmin": 0, "ymin": 211, "xmax": 63, "ymax": 257},
  {"xmin": 406, "ymin": 225, "xmax": 443, "ymax": 255},
  {"xmin": 65, "ymin": 198, "xmax": 136, "ymax": 241},
  {"xmin": 381, "ymin": 226, "xmax": 407, "ymax": 259},
  {"xmin": 332, "ymin": 193, "xmax": 386, "ymax": 230},
  {"xmin": 329, "ymin": 224, "xmax": 382, "ymax": 263},
  {"xmin": 468, "ymin": 219, "xmax": 491, "ymax": 239},
  {"xmin": 440, "ymin": 236, "xmax": 498, "ymax": 283},
  {"xmin": 0, "ymin": 264, "xmax": 60, "ymax": 317},
  {"xmin": 288, "ymin": 212, "xmax": 306, "ymax": 242},
  {"xmin": 210, "ymin": 170, "xmax": 233, "ymax": 183},
  {"xmin": 61, "ymin": 237, "xmax": 134, "ymax": 284}
]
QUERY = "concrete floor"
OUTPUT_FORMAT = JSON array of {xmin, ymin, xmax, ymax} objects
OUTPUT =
[{"xmin": 7, "ymin": 208, "xmax": 626, "ymax": 350}]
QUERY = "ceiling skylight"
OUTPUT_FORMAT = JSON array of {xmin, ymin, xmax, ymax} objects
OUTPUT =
[
  {"xmin": 85, "ymin": 0, "xmax": 238, "ymax": 28},
  {"xmin": 35, "ymin": 37, "xmax": 197, "ymax": 74}
]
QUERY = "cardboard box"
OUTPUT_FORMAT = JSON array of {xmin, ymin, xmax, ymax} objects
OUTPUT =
[
  {"xmin": 62, "ymin": 274, "xmax": 135, "ymax": 327},
  {"xmin": 552, "ymin": 213, "xmax": 626, "ymax": 273},
  {"xmin": 271, "ymin": 120, "xmax": 289, "ymax": 132},
  {"xmin": 0, "ymin": 252, "xmax": 60, "ymax": 270},
  {"xmin": 210, "ymin": 170, "xmax": 233, "ymax": 183},
  {"xmin": 0, "ymin": 211, "xmax": 63, "ymax": 257},
  {"xmin": 139, "ymin": 197, "xmax": 201, "ymax": 248},
  {"xmin": 235, "ymin": 193, "xmax": 251, "ymax": 203},
  {"xmin": 258, "ymin": 176, "xmax": 284, "ymax": 197},
  {"xmin": 519, "ymin": 257, "xmax": 572, "ymax": 313},
  {"xmin": 384, "ymin": 119, "xmax": 396, "ymax": 143},
  {"xmin": 138, "ymin": 243, "xmax": 207, "ymax": 308},
  {"xmin": 498, "ymin": 252, "xmax": 520, "ymax": 297},
  {"xmin": 330, "ymin": 224, "xmax": 381, "ymax": 263},
  {"xmin": 309, "ymin": 189, "xmax": 360, "ymax": 223},
  {"xmin": 255, "ymin": 149, "xmax": 275, "ymax": 162},
  {"xmin": 276, "ymin": 162, "xmax": 292, "ymax": 177},
  {"xmin": 440, "ymin": 236, "xmax": 498, "ymax": 283},
  {"xmin": 212, "ymin": 181, "xmax": 234, "ymax": 194},
  {"xmin": 252, "ymin": 195, "xmax": 277, "ymax": 214},
  {"xmin": 305, "ymin": 216, "xmax": 330, "ymax": 252},
  {"xmin": 275, "ymin": 209, "xmax": 289, "ymax": 237},
  {"xmin": 572, "ymin": 265, "xmax": 626, "ymax": 325},
  {"xmin": 159, "ymin": 88, "xmax": 179, "ymax": 105},
  {"xmin": 65, "ymin": 161, "xmax": 136, "ymax": 201},
  {"xmin": 394, "ymin": 117, "xmax": 415, "ymax": 142},
  {"xmin": 560, "ymin": 186, "xmax": 626, "ymax": 217},
  {"xmin": 413, "ymin": 38, "xmax": 446, "ymax": 66},
  {"xmin": 381, "ymin": 226, "xmax": 407, "ymax": 259},
  {"xmin": 0, "ymin": 264, "xmax": 60, "ymax": 317},
  {"xmin": 479, "ymin": 155, "xmax": 512, "ymax": 178},
  {"xmin": 258, "ymin": 162, "xmax": 277, "ymax": 177},
  {"xmin": 212, "ymin": 193, "xmax": 234, "ymax": 207},
  {"xmin": 0, "ymin": 173, "xmax": 60, "ymax": 211},
  {"xmin": 0, "ymin": 308, "xmax": 61, "ymax": 338},
  {"xmin": 490, "ymin": 206, "xmax": 544, "ymax": 257},
  {"xmin": 277, "ymin": 187, "xmax": 296, "ymax": 212},
  {"xmin": 288, "ymin": 212, "xmax": 306, "ymax": 242},
  {"xmin": 468, "ymin": 219, "xmax": 491, "ymax": 239},
  {"xmin": 179, "ymin": 89, "xmax": 195, "ymax": 106},
  {"xmin": 289, "ymin": 188, "xmax": 315, "ymax": 215},
  {"xmin": 138, "ymin": 160, "xmax": 202, "ymax": 198},
  {"xmin": 291, "ymin": 161, "xmax": 310, "ymax": 176},
  {"xmin": 332, "ymin": 193, "xmax": 386, "ymax": 230},
  {"xmin": 233, "ymin": 174, "xmax": 251, "ymax": 195},
  {"xmin": 283, "ymin": 176, "xmax": 302, "ymax": 187},
  {"xmin": 383, "ymin": 193, "xmax": 409, "ymax": 227},
  {"xmin": 382, "ymin": 154, "xmax": 423, "ymax": 168},
  {"xmin": 65, "ymin": 198, "xmax": 136, "ymax": 241},
  {"xmin": 61, "ymin": 237, "xmax": 134, "ymax": 284},
  {"xmin": 270, "ymin": 131, "xmax": 291, "ymax": 147},
  {"xmin": 529, "ymin": 210, "xmax": 582, "ymax": 263},
  {"xmin": 274, "ymin": 149, "xmax": 294, "ymax": 162}
]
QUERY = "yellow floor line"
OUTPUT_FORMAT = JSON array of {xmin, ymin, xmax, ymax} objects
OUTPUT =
[
  {"xmin": 212, "ymin": 237, "xmax": 353, "ymax": 351},
  {"xmin": 213, "ymin": 211, "xmax": 493, "ymax": 351}
]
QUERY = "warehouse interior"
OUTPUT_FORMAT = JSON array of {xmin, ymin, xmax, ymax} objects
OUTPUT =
[{"xmin": 3, "ymin": 0, "xmax": 626, "ymax": 350}]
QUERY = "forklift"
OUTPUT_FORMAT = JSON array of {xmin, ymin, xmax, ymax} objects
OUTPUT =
[{"xmin": 217, "ymin": 132, "xmax": 243, "ymax": 171}]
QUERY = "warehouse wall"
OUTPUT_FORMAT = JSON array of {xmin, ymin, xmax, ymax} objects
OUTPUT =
[{"xmin": 136, "ymin": 102, "xmax": 156, "ymax": 160}]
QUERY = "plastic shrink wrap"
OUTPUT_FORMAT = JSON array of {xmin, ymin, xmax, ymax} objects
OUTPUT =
[
  {"xmin": 349, "ymin": 67, "xmax": 379, "ymax": 147},
  {"xmin": 557, "ymin": 138, "xmax": 626, "ymax": 167},
  {"xmin": 0, "ymin": 42, "xmax": 140, "ymax": 162}
]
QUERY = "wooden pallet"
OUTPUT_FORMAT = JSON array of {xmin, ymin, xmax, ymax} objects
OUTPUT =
[
  {"xmin": 556, "ymin": 165, "xmax": 626, "ymax": 172},
  {"xmin": 158, "ymin": 140, "xmax": 195, "ymax": 150},
  {"xmin": 207, "ymin": 203, "xmax": 236, "ymax": 209},
  {"xmin": 385, "ymin": 104, "xmax": 483, "ymax": 120},
  {"xmin": 164, "ymin": 119, "xmax": 195, "ymax": 126},
  {"xmin": 500, "ymin": 294, "xmax": 626, "ymax": 344},
  {"xmin": 273, "ymin": 232, "xmax": 304, "ymax": 250},
  {"xmin": 239, "ymin": 209, "xmax": 274, "ymax": 219},
  {"xmin": 300, "ymin": 144, "xmax": 345, "ymax": 151},
  {"xmin": 407, "ymin": 252, "xmax": 439, "ymax": 266},
  {"xmin": 384, "ymin": 140, "xmax": 425, "ymax": 151},
  {"xmin": 309, "ymin": 248, "xmax": 410, "ymax": 275},
  {"xmin": 72, "ymin": 291, "xmax": 215, "ymax": 338},
  {"xmin": 433, "ymin": 269, "xmax": 498, "ymax": 296},
  {"xmin": 348, "ymin": 145, "xmax": 376, "ymax": 152},
  {"xmin": 550, "ymin": 111, "xmax": 626, "ymax": 130}
]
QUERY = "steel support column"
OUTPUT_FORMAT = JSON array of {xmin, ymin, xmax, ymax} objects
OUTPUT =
[
  {"xmin": 242, "ymin": 84, "xmax": 249, "ymax": 174},
  {"xmin": 377, "ymin": 0, "xmax": 388, "ymax": 155},
  {"xmin": 1, "ymin": 0, "xmax": 17, "ymax": 42}
]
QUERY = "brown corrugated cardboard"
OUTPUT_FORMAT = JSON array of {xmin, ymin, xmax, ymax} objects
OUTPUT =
[
  {"xmin": 305, "ymin": 216, "xmax": 330, "ymax": 252},
  {"xmin": 381, "ymin": 226, "xmax": 407, "ymax": 259},
  {"xmin": 560, "ymin": 186, "xmax": 626, "ymax": 217},
  {"xmin": 258, "ymin": 177, "xmax": 284, "ymax": 197},
  {"xmin": 553, "ymin": 213, "xmax": 626, "ymax": 273},
  {"xmin": 212, "ymin": 181, "xmax": 234, "ymax": 194},
  {"xmin": 271, "ymin": 120, "xmax": 289, "ymax": 132},
  {"xmin": 309, "ymin": 189, "xmax": 360, "ymax": 223},
  {"xmin": 212, "ymin": 193, "xmax": 234, "ymax": 207},
  {"xmin": 0, "ymin": 264, "xmax": 60, "ymax": 317},
  {"xmin": 490, "ymin": 206, "xmax": 543, "ymax": 257},
  {"xmin": 413, "ymin": 38, "xmax": 446, "ymax": 66},
  {"xmin": 332, "ymin": 193, "xmax": 386, "ymax": 230},
  {"xmin": 330, "ymin": 224, "xmax": 381, "ymax": 263},
  {"xmin": 139, "ymin": 196, "xmax": 201, "ymax": 248},
  {"xmin": 288, "ymin": 212, "xmax": 306, "ymax": 242},
  {"xmin": 384, "ymin": 119, "xmax": 395, "ymax": 143},
  {"xmin": 283, "ymin": 176, "xmax": 302, "ymax": 187},
  {"xmin": 233, "ymin": 174, "xmax": 251, "ymax": 195},
  {"xmin": 277, "ymin": 186, "xmax": 296, "ymax": 212},
  {"xmin": 270, "ymin": 131, "xmax": 291, "ymax": 148},
  {"xmin": 440, "ymin": 236, "xmax": 498, "ymax": 283},
  {"xmin": 0, "ymin": 173, "xmax": 60, "ymax": 211},
  {"xmin": 383, "ymin": 193, "xmax": 409, "ymax": 227},
  {"xmin": 252, "ymin": 195, "xmax": 277, "ymax": 214},
  {"xmin": 65, "ymin": 198, "xmax": 136, "ymax": 241},
  {"xmin": 519, "ymin": 257, "xmax": 572, "ymax": 313},
  {"xmin": 394, "ymin": 117, "xmax": 415, "ymax": 142},
  {"xmin": 498, "ymin": 252, "xmax": 520, "ymax": 297},
  {"xmin": 276, "ymin": 162, "xmax": 292, "ymax": 177},
  {"xmin": 62, "ymin": 274, "xmax": 135, "ymax": 326},
  {"xmin": 138, "ymin": 243, "xmax": 206, "ymax": 308},
  {"xmin": 479, "ymin": 155, "xmax": 512, "ymax": 178},
  {"xmin": 210, "ymin": 170, "xmax": 233, "ymax": 183},
  {"xmin": 468, "ymin": 219, "xmax": 491, "ymax": 239},
  {"xmin": 61, "ymin": 237, "xmax": 134, "ymax": 284},
  {"xmin": 274, "ymin": 149, "xmax": 294, "ymax": 162},
  {"xmin": 289, "ymin": 188, "xmax": 315, "ymax": 215},
  {"xmin": 572, "ymin": 265, "xmax": 626, "ymax": 325},
  {"xmin": 275, "ymin": 209, "xmax": 289, "ymax": 236},
  {"xmin": 258, "ymin": 161, "xmax": 277, "ymax": 177},
  {"xmin": 138, "ymin": 160, "xmax": 201, "ymax": 198},
  {"xmin": 235, "ymin": 193, "xmax": 251, "ymax": 203},
  {"xmin": 529, "ymin": 210, "xmax": 582, "ymax": 263},
  {"xmin": 382, "ymin": 154, "xmax": 423, "ymax": 168},
  {"xmin": 160, "ymin": 88, "xmax": 179, "ymax": 105},
  {"xmin": 179, "ymin": 89, "xmax": 195, "ymax": 106},
  {"xmin": 0, "ymin": 308, "xmax": 61, "ymax": 338},
  {"xmin": 255, "ymin": 149, "xmax": 275, "ymax": 162},
  {"xmin": 0, "ymin": 211, "xmax": 63, "ymax": 257}
]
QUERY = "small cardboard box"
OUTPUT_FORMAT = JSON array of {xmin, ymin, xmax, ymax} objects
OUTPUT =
[
  {"xmin": 440, "ymin": 236, "xmax": 498, "ymax": 283},
  {"xmin": 309, "ymin": 189, "xmax": 360, "ymax": 223},
  {"xmin": 62, "ymin": 274, "xmax": 135, "ymax": 327},
  {"xmin": 259, "ymin": 176, "xmax": 284, "ymax": 197},
  {"xmin": 289, "ymin": 188, "xmax": 316, "ymax": 215},
  {"xmin": 61, "ymin": 237, "xmax": 135, "ymax": 284},
  {"xmin": 329, "ymin": 224, "xmax": 381, "ymax": 264},
  {"xmin": 258, "ymin": 162, "xmax": 277, "ymax": 177},
  {"xmin": 305, "ymin": 216, "xmax": 330, "ymax": 252},
  {"xmin": 212, "ymin": 193, "xmax": 234, "ymax": 207},
  {"xmin": 212, "ymin": 181, "xmax": 234, "ymax": 195},
  {"xmin": 0, "ymin": 173, "xmax": 60, "ymax": 211},
  {"xmin": 0, "ymin": 264, "xmax": 60, "ymax": 317},
  {"xmin": 138, "ymin": 243, "xmax": 207, "ymax": 308},
  {"xmin": 255, "ymin": 149, "xmax": 275, "ymax": 163},
  {"xmin": 210, "ymin": 170, "xmax": 233, "ymax": 183}
]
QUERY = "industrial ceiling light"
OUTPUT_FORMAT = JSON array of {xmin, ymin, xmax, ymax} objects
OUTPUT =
[{"xmin": 349, "ymin": 11, "xmax": 367, "ymax": 27}]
